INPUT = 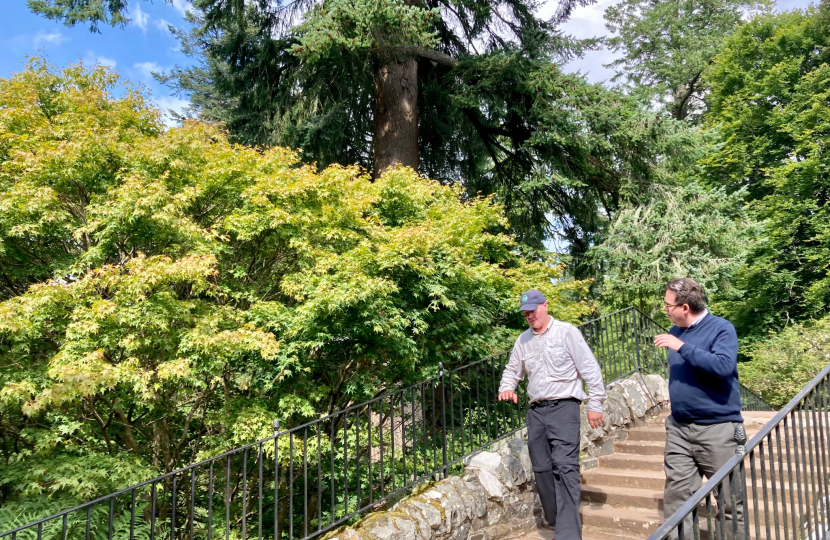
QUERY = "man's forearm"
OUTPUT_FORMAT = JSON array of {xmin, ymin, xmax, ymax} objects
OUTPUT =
[
  {"xmin": 586, "ymin": 397, "xmax": 604, "ymax": 413},
  {"xmin": 498, "ymin": 351, "xmax": 523, "ymax": 393},
  {"xmin": 680, "ymin": 345, "xmax": 737, "ymax": 377},
  {"xmin": 498, "ymin": 372, "xmax": 519, "ymax": 393}
]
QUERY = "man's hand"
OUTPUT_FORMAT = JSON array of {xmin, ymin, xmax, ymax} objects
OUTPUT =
[
  {"xmin": 654, "ymin": 333, "xmax": 684, "ymax": 352},
  {"xmin": 498, "ymin": 390, "xmax": 518, "ymax": 403},
  {"xmin": 587, "ymin": 411, "xmax": 603, "ymax": 429}
]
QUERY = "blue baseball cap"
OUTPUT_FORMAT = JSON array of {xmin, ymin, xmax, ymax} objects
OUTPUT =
[{"xmin": 518, "ymin": 289, "xmax": 546, "ymax": 312}]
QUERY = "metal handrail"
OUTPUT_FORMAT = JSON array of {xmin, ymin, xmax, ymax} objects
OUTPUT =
[
  {"xmin": 1, "ymin": 306, "xmax": 770, "ymax": 540},
  {"xmin": 626, "ymin": 308, "xmax": 774, "ymax": 412},
  {"xmin": 649, "ymin": 361, "xmax": 830, "ymax": 540}
]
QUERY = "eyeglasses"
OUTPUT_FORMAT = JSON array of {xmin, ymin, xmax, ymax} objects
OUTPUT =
[{"xmin": 663, "ymin": 302, "xmax": 682, "ymax": 309}]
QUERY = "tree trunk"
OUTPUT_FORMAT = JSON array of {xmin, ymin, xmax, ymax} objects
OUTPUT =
[
  {"xmin": 373, "ymin": 59, "xmax": 419, "ymax": 175},
  {"xmin": 672, "ymin": 70, "xmax": 703, "ymax": 122}
]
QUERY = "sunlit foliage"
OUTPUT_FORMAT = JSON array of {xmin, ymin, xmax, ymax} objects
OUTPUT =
[{"xmin": 0, "ymin": 59, "xmax": 591, "ymax": 515}]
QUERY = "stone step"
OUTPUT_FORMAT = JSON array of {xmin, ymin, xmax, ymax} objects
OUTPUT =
[
  {"xmin": 667, "ymin": 520, "xmax": 784, "ymax": 540},
  {"xmin": 648, "ymin": 411, "xmax": 776, "ymax": 426},
  {"xmin": 582, "ymin": 519, "xmax": 788, "ymax": 540},
  {"xmin": 490, "ymin": 407, "xmax": 793, "ymax": 540},
  {"xmin": 597, "ymin": 453, "xmax": 664, "ymax": 472},
  {"xmin": 583, "ymin": 466, "xmax": 823, "ymax": 495},
  {"xmin": 625, "ymin": 427, "xmax": 669, "ymax": 442},
  {"xmin": 738, "ymin": 411, "xmax": 780, "ymax": 423},
  {"xmin": 581, "ymin": 504, "xmax": 817, "ymax": 540},
  {"xmin": 623, "ymin": 427, "xmax": 771, "ymax": 445},
  {"xmin": 515, "ymin": 410, "xmax": 790, "ymax": 540},
  {"xmin": 750, "ymin": 459, "xmax": 821, "ymax": 478},
  {"xmin": 649, "ymin": 411, "xmax": 777, "ymax": 420},
  {"xmin": 744, "ymin": 442, "xmax": 828, "ymax": 460},
  {"xmin": 746, "ymin": 481, "xmax": 824, "ymax": 502},
  {"xmin": 579, "ymin": 503, "xmax": 662, "ymax": 538},
  {"xmin": 595, "ymin": 452, "xmax": 822, "ymax": 481},
  {"xmin": 582, "ymin": 468, "xmax": 666, "ymax": 490},
  {"xmin": 581, "ymin": 484, "xmax": 663, "ymax": 510},
  {"xmin": 581, "ymin": 481, "xmax": 825, "ymax": 515},
  {"xmin": 614, "ymin": 440, "xmax": 666, "ymax": 456},
  {"xmin": 519, "ymin": 524, "xmax": 638, "ymax": 540},
  {"xmin": 582, "ymin": 525, "xmax": 651, "ymax": 540},
  {"xmin": 578, "ymin": 411, "xmax": 789, "ymax": 540},
  {"xmin": 686, "ymin": 512, "xmax": 800, "ymax": 540}
]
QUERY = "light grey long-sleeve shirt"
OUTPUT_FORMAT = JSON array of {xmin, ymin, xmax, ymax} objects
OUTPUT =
[{"xmin": 498, "ymin": 317, "xmax": 607, "ymax": 412}]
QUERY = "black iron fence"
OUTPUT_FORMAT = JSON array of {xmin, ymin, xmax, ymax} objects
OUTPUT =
[
  {"xmin": 580, "ymin": 308, "xmax": 770, "ymax": 413},
  {"xmin": 579, "ymin": 307, "xmax": 669, "ymax": 383},
  {"xmin": 739, "ymin": 385, "xmax": 776, "ymax": 413},
  {"xmin": 0, "ymin": 307, "xmax": 770, "ymax": 540},
  {"xmin": 649, "ymin": 362, "xmax": 830, "ymax": 540},
  {"xmin": 0, "ymin": 353, "xmax": 530, "ymax": 540}
]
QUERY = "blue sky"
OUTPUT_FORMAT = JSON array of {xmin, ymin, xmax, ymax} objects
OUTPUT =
[
  {"xmin": 3, "ymin": 0, "xmax": 194, "ymax": 119},
  {"xmin": 2, "ymin": 0, "xmax": 817, "ymax": 123},
  {"xmin": 550, "ymin": 0, "xmax": 816, "ymax": 85}
]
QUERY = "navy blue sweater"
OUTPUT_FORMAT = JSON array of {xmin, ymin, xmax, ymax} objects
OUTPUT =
[{"xmin": 667, "ymin": 313, "xmax": 743, "ymax": 424}]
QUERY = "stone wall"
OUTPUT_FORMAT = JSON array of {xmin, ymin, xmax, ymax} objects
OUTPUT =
[
  {"xmin": 580, "ymin": 373, "xmax": 669, "ymax": 464},
  {"xmin": 323, "ymin": 373, "xmax": 670, "ymax": 540}
]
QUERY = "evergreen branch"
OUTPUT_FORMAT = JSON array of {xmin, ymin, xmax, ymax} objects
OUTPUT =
[{"xmin": 398, "ymin": 46, "xmax": 459, "ymax": 67}]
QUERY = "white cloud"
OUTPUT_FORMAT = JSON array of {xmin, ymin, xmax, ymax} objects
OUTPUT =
[
  {"xmin": 156, "ymin": 96, "xmax": 189, "ymax": 111},
  {"xmin": 83, "ymin": 51, "xmax": 117, "ymax": 69},
  {"xmin": 154, "ymin": 96, "xmax": 190, "ymax": 127},
  {"xmin": 33, "ymin": 29, "xmax": 70, "ymax": 47},
  {"xmin": 155, "ymin": 18, "xmax": 174, "ymax": 35},
  {"xmin": 564, "ymin": 49, "xmax": 620, "ymax": 85},
  {"xmin": 557, "ymin": 0, "xmax": 617, "ymax": 39},
  {"xmin": 133, "ymin": 61, "xmax": 166, "ymax": 83},
  {"xmin": 98, "ymin": 56, "xmax": 117, "ymax": 68},
  {"xmin": 535, "ymin": 0, "xmax": 623, "ymax": 83},
  {"xmin": 170, "ymin": 0, "xmax": 193, "ymax": 17},
  {"xmin": 775, "ymin": 0, "xmax": 814, "ymax": 12},
  {"xmin": 546, "ymin": 0, "xmax": 816, "ymax": 85},
  {"xmin": 538, "ymin": 0, "xmax": 614, "ymax": 31},
  {"xmin": 131, "ymin": 4, "xmax": 149, "ymax": 32}
]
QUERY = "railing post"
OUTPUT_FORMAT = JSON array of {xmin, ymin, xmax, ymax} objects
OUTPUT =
[
  {"xmin": 631, "ymin": 308, "xmax": 642, "ymax": 373},
  {"xmin": 439, "ymin": 362, "xmax": 448, "ymax": 478},
  {"xmin": 273, "ymin": 419, "xmax": 280, "ymax": 540},
  {"xmin": 8, "ymin": 306, "xmax": 729, "ymax": 540}
]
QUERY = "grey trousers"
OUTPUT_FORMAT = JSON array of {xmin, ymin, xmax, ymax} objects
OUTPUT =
[
  {"xmin": 526, "ymin": 399, "xmax": 582, "ymax": 540},
  {"xmin": 663, "ymin": 416, "xmax": 745, "ymax": 540}
]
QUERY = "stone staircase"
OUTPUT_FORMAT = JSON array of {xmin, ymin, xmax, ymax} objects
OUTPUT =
[{"xmin": 523, "ymin": 410, "xmax": 778, "ymax": 540}]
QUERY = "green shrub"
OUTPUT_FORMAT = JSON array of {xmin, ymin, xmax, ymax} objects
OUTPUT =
[
  {"xmin": 0, "ymin": 58, "xmax": 591, "ymax": 516},
  {"xmin": 740, "ymin": 318, "xmax": 830, "ymax": 408}
]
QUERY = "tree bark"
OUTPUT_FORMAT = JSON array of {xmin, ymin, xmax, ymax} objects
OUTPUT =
[
  {"xmin": 373, "ymin": 59, "xmax": 419, "ymax": 175},
  {"xmin": 672, "ymin": 70, "xmax": 703, "ymax": 121}
]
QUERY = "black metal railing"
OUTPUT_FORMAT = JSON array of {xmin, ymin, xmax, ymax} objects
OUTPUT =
[
  {"xmin": 649, "ymin": 362, "xmax": 830, "ymax": 540},
  {"xmin": 739, "ymin": 385, "xmax": 775, "ymax": 413},
  {"xmin": 0, "ymin": 352, "xmax": 530, "ymax": 540},
  {"xmin": 0, "ymin": 307, "xmax": 770, "ymax": 540},
  {"xmin": 579, "ymin": 307, "xmax": 669, "ymax": 383},
  {"xmin": 583, "ymin": 308, "xmax": 769, "ymax": 413}
]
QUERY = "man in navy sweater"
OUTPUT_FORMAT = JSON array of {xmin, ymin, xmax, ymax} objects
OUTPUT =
[{"xmin": 654, "ymin": 278, "xmax": 744, "ymax": 540}]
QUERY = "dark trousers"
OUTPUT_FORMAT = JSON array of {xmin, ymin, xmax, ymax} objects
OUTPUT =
[
  {"xmin": 664, "ymin": 416, "xmax": 745, "ymax": 540},
  {"xmin": 526, "ymin": 399, "xmax": 582, "ymax": 540}
]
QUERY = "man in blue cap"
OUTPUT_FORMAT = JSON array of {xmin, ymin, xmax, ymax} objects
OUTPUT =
[{"xmin": 498, "ymin": 289, "xmax": 606, "ymax": 540}]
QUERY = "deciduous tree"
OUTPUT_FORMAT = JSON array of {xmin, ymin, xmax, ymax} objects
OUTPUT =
[
  {"xmin": 0, "ymin": 59, "xmax": 591, "ymax": 516},
  {"xmin": 701, "ymin": 3, "xmax": 830, "ymax": 339},
  {"xmin": 604, "ymin": 0, "xmax": 770, "ymax": 121}
]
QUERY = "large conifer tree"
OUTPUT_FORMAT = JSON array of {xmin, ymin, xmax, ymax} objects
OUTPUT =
[{"xmin": 31, "ymin": 0, "xmax": 692, "ymax": 257}]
